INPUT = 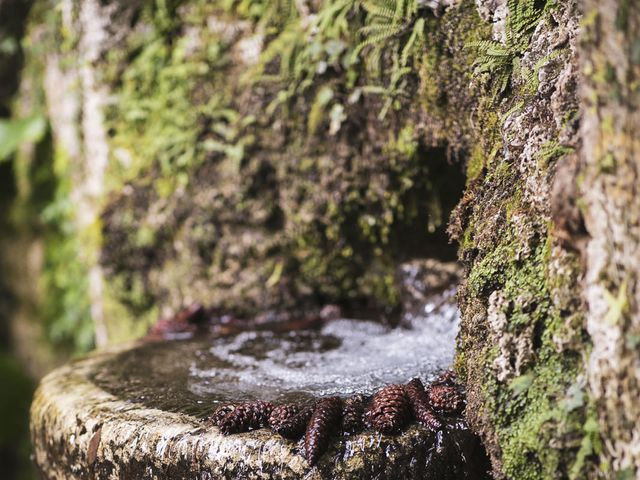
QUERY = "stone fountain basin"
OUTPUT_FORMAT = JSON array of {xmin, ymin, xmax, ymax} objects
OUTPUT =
[{"xmin": 30, "ymin": 297, "xmax": 490, "ymax": 479}]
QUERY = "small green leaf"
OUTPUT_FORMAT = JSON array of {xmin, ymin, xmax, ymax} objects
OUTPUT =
[
  {"xmin": 509, "ymin": 373, "xmax": 534, "ymax": 396},
  {"xmin": 266, "ymin": 261, "xmax": 284, "ymax": 288},
  {"xmin": 0, "ymin": 115, "xmax": 47, "ymax": 161},
  {"xmin": 562, "ymin": 380, "xmax": 586, "ymax": 412}
]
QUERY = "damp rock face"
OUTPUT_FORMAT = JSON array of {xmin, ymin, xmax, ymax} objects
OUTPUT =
[{"xmin": 31, "ymin": 294, "xmax": 491, "ymax": 479}]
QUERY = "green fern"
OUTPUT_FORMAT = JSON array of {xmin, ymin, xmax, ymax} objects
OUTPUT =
[
  {"xmin": 355, "ymin": 0, "xmax": 428, "ymax": 117},
  {"xmin": 535, "ymin": 140, "xmax": 574, "ymax": 167},
  {"xmin": 250, "ymin": 0, "xmax": 428, "ymax": 124},
  {"xmin": 221, "ymin": 0, "xmax": 297, "ymax": 29},
  {"xmin": 468, "ymin": 0, "xmax": 549, "ymax": 99},
  {"xmin": 361, "ymin": 0, "xmax": 395, "ymax": 19},
  {"xmin": 363, "ymin": 59, "xmax": 412, "ymax": 119},
  {"xmin": 248, "ymin": 0, "xmax": 356, "ymax": 88},
  {"xmin": 354, "ymin": 0, "xmax": 422, "ymax": 62},
  {"xmin": 518, "ymin": 48, "xmax": 565, "ymax": 94},
  {"xmin": 506, "ymin": 0, "xmax": 545, "ymax": 50}
]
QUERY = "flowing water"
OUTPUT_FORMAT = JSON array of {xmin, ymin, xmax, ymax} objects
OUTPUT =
[{"xmin": 92, "ymin": 287, "xmax": 459, "ymax": 417}]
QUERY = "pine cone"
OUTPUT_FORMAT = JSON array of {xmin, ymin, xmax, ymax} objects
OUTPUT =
[
  {"xmin": 208, "ymin": 404, "xmax": 236, "ymax": 426},
  {"xmin": 304, "ymin": 397, "xmax": 342, "ymax": 465},
  {"xmin": 428, "ymin": 384, "xmax": 464, "ymax": 414},
  {"xmin": 404, "ymin": 378, "xmax": 442, "ymax": 431},
  {"xmin": 364, "ymin": 384, "xmax": 410, "ymax": 434},
  {"xmin": 218, "ymin": 401, "xmax": 274, "ymax": 435},
  {"xmin": 269, "ymin": 404, "xmax": 301, "ymax": 430},
  {"xmin": 274, "ymin": 404, "xmax": 314, "ymax": 440},
  {"xmin": 432, "ymin": 370, "xmax": 458, "ymax": 387},
  {"xmin": 341, "ymin": 394, "xmax": 369, "ymax": 433}
]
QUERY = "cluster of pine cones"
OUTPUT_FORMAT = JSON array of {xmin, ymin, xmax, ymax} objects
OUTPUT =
[{"xmin": 207, "ymin": 370, "xmax": 465, "ymax": 466}]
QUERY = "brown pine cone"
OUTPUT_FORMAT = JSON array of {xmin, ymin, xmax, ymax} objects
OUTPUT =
[
  {"xmin": 364, "ymin": 384, "xmax": 410, "ymax": 434},
  {"xmin": 404, "ymin": 378, "xmax": 442, "ymax": 431},
  {"xmin": 218, "ymin": 400, "xmax": 274, "ymax": 435},
  {"xmin": 432, "ymin": 370, "xmax": 458, "ymax": 387},
  {"xmin": 428, "ymin": 384, "xmax": 465, "ymax": 414},
  {"xmin": 341, "ymin": 394, "xmax": 369, "ymax": 433},
  {"xmin": 304, "ymin": 397, "xmax": 342, "ymax": 466},
  {"xmin": 274, "ymin": 405, "xmax": 315, "ymax": 440},
  {"xmin": 269, "ymin": 404, "xmax": 301, "ymax": 430},
  {"xmin": 208, "ymin": 404, "xmax": 236, "ymax": 426}
]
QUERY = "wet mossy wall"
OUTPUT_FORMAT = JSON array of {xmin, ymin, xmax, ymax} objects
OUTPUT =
[
  {"xmin": 17, "ymin": 0, "xmax": 638, "ymax": 478},
  {"xmin": 443, "ymin": 1, "xmax": 596, "ymax": 478},
  {"xmin": 91, "ymin": 0, "xmax": 470, "ymax": 321}
]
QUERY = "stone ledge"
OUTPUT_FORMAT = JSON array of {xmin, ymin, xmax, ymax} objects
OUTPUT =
[{"xmin": 31, "ymin": 340, "xmax": 489, "ymax": 479}]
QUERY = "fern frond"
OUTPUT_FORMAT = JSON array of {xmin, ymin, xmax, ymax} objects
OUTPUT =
[
  {"xmin": 317, "ymin": 0, "xmax": 354, "ymax": 34},
  {"xmin": 520, "ymin": 48, "xmax": 564, "ymax": 92},
  {"xmin": 405, "ymin": 0, "xmax": 418, "ymax": 19},
  {"xmin": 358, "ymin": 22, "xmax": 404, "ymax": 36},
  {"xmin": 361, "ymin": 0, "xmax": 395, "ymax": 19},
  {"xmin": 354, "ymin": 24, "xmax": 404, "ymax": 57},
  {"xmin": 466, "ymin": 40, "xmax": 504, "ymax": 52},
  {"xmin": 505, "ymin": 0, "xmax": 547, "ymax": 50},
  {"xmin": 400, "ymin": 17, "xmax": 424, "ymax": 67},
  {"xmin": 393, "ymin": 0, "xmax": 407, "ymax": 21}
]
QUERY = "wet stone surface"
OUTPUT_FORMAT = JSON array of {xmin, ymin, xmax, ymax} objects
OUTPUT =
[{"xmin": 30, "ymin": 289, "xmax": 492, "ymax": 479}]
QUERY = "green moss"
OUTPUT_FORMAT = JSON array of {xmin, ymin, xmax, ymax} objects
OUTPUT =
[
  {"xmin": 25, "ymin": 0, "xmax": 473, "ymax": 334},
  {"xmin": 460, "ymin": 188, "xmax": 592, "ymax": 478},
  {"xmin": 468, "ymin": 0, "xmax": 553, "ymax": 101},
  {"xmin": 39, "ymin": 146, "xmax": 95, "ymax": 353},
  {"xmin": 455, "ymin": 14, "xmax": 592, "ymax": 464},
  {"xmin": 466, "ymin": 143, "xmax": 486, "ymax": 183},
  {"xmin": 103, "ymin": 1, "xmax": 256, "ymax": 197},
  {"xmin": 102, "ymin": 279, "xmax": 158, "ymax": 344},
  {"xmin": 418, "ymin": 1, "xmax": 490, "ymax": 139},
  {"xmin": 468, "ymin": 228, "xmax": 588, "ymax": 478}
]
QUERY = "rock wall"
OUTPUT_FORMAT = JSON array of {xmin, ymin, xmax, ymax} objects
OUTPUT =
[
  {"xmin": 579, "ymin": 0, "xmax": 640, "ymax": 475},
  {"xmin": 452, "ymin": 1, "xmax": 592, "ymax": 477},
  {"xmin": 32, "ymin": 0, "xmax": 469, "ymax": 338},
  {"xmin": 17, "ymin": 0, "xmax": 640, "ymax": 478}
]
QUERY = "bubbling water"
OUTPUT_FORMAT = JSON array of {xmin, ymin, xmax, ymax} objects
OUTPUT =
[
  {"xmin": 92, "ymin": 287, "xmax": 459, "ymax": 417},
  {"xmin": 190, "ymin": 287, "xmax": 459, "ymax": 401},
  {"xmin": 86, "ymin": 286, "xmax": 494, "ymax": 478}
]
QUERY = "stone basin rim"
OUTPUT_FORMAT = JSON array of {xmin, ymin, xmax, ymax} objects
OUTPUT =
[{"xmin": 30, "ymin": 340, "xmax": 488, "ymax": 479}]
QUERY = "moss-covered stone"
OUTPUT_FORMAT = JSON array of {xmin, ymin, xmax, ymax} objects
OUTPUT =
[
  {"xmin": 450, "ymin": 1, "xmax": 599, "ymax": 478},
  {"xmin": 20, "ymin": 0, "xmax": 628, "ymax": 477},
  {"xmin": 94, "ymin": 0, "xmax": 466, "ymax": 328},
  {"xmin": 30, "ymin": 337, "xmax": 491, "ymax": 480}
]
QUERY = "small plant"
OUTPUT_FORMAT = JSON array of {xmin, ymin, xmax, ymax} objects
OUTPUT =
[
  {"xmin": 251, "ymin": 0, "xmax": 435, "ymax": 123},
  {"xmin": 248, "ymin": 0, "xmax": 358, "ymax": 118},
  {"xmin": 107, "ymin": 10, "xmax": 253, "ymax": 193},
  {"xmin": 355, "ymin": 0, "xmax": 427, "ymax": 118},
  {"xmin": 468, "ymin": 0, "xmax": 549, "ymax": 98},
  {"xmin": 535, "ymin": 140, "xmax": 574, "ymax": 167},
  {"xmin": 361, "ymin": 52, "xmax": 413, "ymax": 119},
  {"xmin": 220, "ymin": 0, "xmax": 297, "ymax": 27},
  {"xmin": 355, "ymin": 0, "xmax": 424, "ymax": 71}
]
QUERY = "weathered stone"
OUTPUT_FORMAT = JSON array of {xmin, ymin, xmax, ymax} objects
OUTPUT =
[
  {"xmin": 30, "ymin": 338, "xmax": 490, "ymax": 479},
  {"xmin": 579, "ymin": 0, "xmax": 640, "ymax": 475}
]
